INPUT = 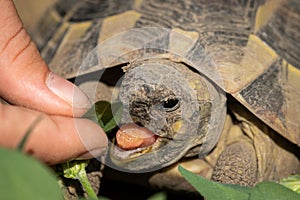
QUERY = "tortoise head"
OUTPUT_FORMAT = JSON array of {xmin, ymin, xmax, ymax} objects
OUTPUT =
[{"xmin": 108, "ymin": 58, "xmax": 226, "ymax": 172}]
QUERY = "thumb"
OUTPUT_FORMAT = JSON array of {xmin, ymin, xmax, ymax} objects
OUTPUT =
[{"xmin": 0, "ymin": 0, "xmax": 90, "ymax": 117}]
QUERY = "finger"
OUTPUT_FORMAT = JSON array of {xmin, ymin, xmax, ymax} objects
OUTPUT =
[
  {"xmin": 0, "ymin": 103, "xmax": 108, "ymax": 165},
  {"xmin": 0, "ymin": 0, "xmax": 90, "ymax": 117}
]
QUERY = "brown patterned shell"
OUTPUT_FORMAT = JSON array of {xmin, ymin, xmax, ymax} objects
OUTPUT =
[{"xmin": 28, "ymin": 0, "xmax": 300, "ymax": 148}]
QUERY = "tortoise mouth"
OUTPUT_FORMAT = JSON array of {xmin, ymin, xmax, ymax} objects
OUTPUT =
[
  {"xmin": 111, "ymin": 123, "xmax": 168, "ymax": 159},
  {"xmin": 112, "ymin": 143, "xmax": 153, "ymax": 160},
  {"xmin": 116, "ymin": 123, "xmax": 158, "ymax": 150}
]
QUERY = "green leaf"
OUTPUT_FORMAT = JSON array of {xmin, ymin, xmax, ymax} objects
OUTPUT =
[
  {"xmin": 147, "ymin": 192, "xmax": 167, "ymax": 200},
  {"xmin": 62, "ymin": 160, "xmax": 98, "ymax": 200},
  {"xmin": 83, "ymin": 101, "xmax": 123, "ymax": 133},
  {"xmin": 279, "ymin": 175, "xmax": 300, "ymax": 194},
  {"xmin": 62, "ymin": 160, "xmax": 89, "ymax": 180},
  {"xmin": 73, "ymin": 101, "xmax": 123, "ymax": 199},
  {"xmin": 102, "ymin": 101, "xmax": 123, "ymax": 132},
  {"xmin": 178, "ymin": 166, "xmax": 249, "ymax": 200},
  {"xmin": 250, "ymin": 181, "xmax": 300, "ymax": 200},
  {"xmin": 0, "ymin": 148, "xmax": 63, "ymax": 200},
  {"xmin": 82, "ymin": 104, "xmax": 99, "ymax": 124},
  {"xmin": 178, "ymin": 166, "xmax": 300, "ymax": 200}
]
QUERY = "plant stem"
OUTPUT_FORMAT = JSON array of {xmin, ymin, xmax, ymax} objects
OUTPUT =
[{"xmin": 77, "ymin": 169, "xmax": 98, "ymax": 200}]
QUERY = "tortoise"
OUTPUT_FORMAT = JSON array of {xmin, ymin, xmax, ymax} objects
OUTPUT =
[{"xmin": 18, "ymin": 0, "xmax": 300, "ymax": 195}]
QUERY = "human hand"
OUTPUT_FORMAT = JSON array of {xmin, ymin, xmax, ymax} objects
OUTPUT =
[{"xmin": 0, "ymin": 0, "xmax": 108, "ymax": 165}]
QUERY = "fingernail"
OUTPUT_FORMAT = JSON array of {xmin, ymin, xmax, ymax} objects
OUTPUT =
[
  {"xmin": 75, "ymin": 119, "xmax": 108, "ymax": 159},
  {"xmin": 46, "ymin": 72, "xmax": 91, "ymax": 109}
]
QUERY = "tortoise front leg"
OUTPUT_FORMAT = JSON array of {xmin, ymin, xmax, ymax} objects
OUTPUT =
[{"xmin": 211, "ymin": 141, "xmax": 257, "ymax": 186}]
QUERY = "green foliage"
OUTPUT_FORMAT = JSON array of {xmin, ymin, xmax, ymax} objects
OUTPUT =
[
  {"xmin": 62, "ymin": 160, "xmax": 98, "ymax": 200},
  {"xmin": 83, "ymin": 100, "xmax": 123, "ymax": 133},
  {"xmin": 178, "ymin": 166, "xmax": 300, "ymax": 200},
  {"xmin": 60, "ymin": 101, "xmax": 123, "ymax": 199},
  {"xmin": 0, "ymin": 148, "xmax": 63, "ymax": 200},
  {"xmin": 250, "ymin": 181, "xmax": 300, "ymax": 200},
  {"xmin": 147, "ymin": 192, "xmax": 167, "ymax": 200},
  {"xmin": 62, "ymin": 160, "xmax": 89, "ymax": 180},
  {"xmin": 178, "ymin": 166, "xmax": 248, "ymax": 200},
  {"xmin": 59, "ymin": 101, "xmax": 123, "ymax": 200},
  {"xmin": 279, "ymin": 175, "xmax": 300, "ymax": 194}
]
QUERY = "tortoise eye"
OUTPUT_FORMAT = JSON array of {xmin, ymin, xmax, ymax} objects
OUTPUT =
[{"xmin": 163, "ymin": 98, "xmax": 179, "ymax": 112}]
